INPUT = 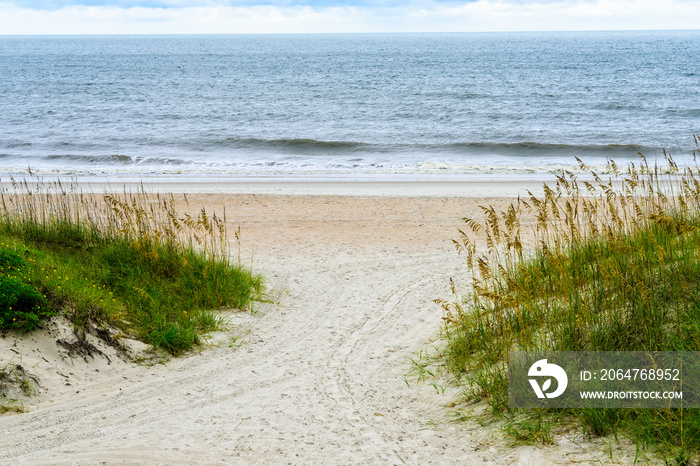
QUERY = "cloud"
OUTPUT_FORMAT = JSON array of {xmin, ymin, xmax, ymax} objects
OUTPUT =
[
  {"xmin": 5, "ymin": 0, "xmax": 475, "ymax": 8},
  {"xmin": 0, "ymin": 0, "xmax": 699, "ymax": 34}
]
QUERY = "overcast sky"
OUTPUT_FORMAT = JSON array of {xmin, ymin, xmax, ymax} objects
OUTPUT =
[{"xmin": 1, "ymin": 0, "xmax": 699, "ymax": 34}]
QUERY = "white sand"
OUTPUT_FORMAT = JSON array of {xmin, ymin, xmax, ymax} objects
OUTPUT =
[{"xmin": 0, "ymin": 187, "xmax": 642, "ymax": 465}]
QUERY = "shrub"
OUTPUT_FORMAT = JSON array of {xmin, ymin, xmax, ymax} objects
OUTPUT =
[
  {"xmin": 0, "ymin": 248, "xmax": 51, "ymax": 331},
  {"xmin": 0, "ymin": 248, "xmax": 27, "ymax": 269}
]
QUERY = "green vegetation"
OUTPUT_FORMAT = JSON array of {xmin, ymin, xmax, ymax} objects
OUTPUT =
[
  {"xmin": 439, "ymin": 146, "xmax": 700, "ymax": 462},
  {"xmin": 0, "ymin": 248, "xmax": 51, "ymax": 331},
  {"xmin": 0, "ymin": 179, "xmax": 263, "ymax": 354}
]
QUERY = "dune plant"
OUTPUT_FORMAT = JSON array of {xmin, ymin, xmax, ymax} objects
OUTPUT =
[
  {"xmin": 0, "ymin": 178, "xmax": 263, "ymax": 354},
  {"xmin": 0, "ymin": 247, "xmax": 51, "ymax": 332},
  {"xmin": 439, "ymin": 140, "xmax": 700, "ymax": 459}
]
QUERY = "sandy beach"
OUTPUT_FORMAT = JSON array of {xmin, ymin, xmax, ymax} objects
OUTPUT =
[
  {"xmin": 0, "ymin": 185, "xmax": 637, "ymax": 465},
  {"xmin": 2, "ymin": 27, "xmax": 695, "ymax": 464}
]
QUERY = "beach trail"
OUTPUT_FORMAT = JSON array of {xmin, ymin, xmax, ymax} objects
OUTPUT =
[{"xmin": 0, "ymin": 194, "xmax": 613, "ymax": 465}]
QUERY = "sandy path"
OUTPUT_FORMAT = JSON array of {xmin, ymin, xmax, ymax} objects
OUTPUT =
[{"xmin": 0, "ymin": 194, "xmax": 623, "ymax": 465}]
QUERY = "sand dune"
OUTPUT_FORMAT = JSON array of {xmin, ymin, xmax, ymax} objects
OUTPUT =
[{"xmin": 1, "ymin": 192, "xmax": 635, "ymax": 464}]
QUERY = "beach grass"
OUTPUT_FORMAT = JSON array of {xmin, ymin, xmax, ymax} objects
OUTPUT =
[
  {"xmin": 0, "ymin": 178, "xmax": 264, "ymax": 354},
  {"xmin": 439, "ymin": 142, "xmax": 700, "ymax": 461}
]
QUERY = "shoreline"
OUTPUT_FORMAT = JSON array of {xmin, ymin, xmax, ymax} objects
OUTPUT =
[{"xmin": 2, "ymin": 177, "xmax": 556, "ymax": 197}]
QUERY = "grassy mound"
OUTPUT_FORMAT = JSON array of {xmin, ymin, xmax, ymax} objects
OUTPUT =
[
  {"xmin": 439, "ymin": 148, "xmax": 700, "ymax": 462},
  {"xmin": 0, "ymin": 180, "xmax": 263, "ymax": 354}
]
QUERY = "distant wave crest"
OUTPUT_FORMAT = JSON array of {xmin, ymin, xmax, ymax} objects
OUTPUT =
[
  {"xmin": 441, "ymin": 142, "xmax": 655, "ymax": 157},
  {"xmin": 210, "ymin": 137, "xmax": 656, "ymax": 157},
  {"xmin": 42, "ymin": 154, "xmax": 186, "ymax": 165},
  {"xmin": 214, "ymin": 137, "xmax": 369, "ymax": 153}
]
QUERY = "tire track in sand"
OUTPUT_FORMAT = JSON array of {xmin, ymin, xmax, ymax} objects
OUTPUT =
[{"xmin": 1, "ymin": 250, "xmax": 499, "ymax": 464}]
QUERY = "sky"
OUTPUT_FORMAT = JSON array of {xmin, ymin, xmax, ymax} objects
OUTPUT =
[{"xmin": 0, "ymin": 0, "xmax": 699, "ymax": 34}]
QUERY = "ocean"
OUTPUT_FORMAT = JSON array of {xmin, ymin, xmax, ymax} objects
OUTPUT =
[{"xmin": 1, "ymin": 31, "xmax": 699, "ymax": 181}]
